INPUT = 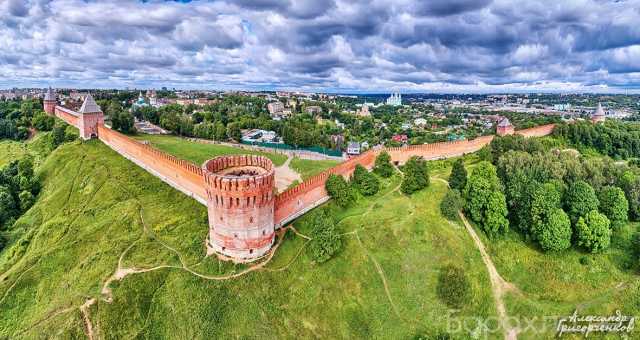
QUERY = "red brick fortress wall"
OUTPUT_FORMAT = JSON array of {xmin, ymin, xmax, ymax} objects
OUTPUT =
[
  {"xmin": 273, "ymin": 125, "xmax": 556, "ymax": 227},
  {"xmin": 202, "ymin": 155, "xmax": 276, "ymax": 261},
  {"xmin": 385, "ymin": 135, "xmax": 495, "ymax": 165},
  {"xmin": 515, "ymin": 124, "xmax": 556, "ymax": 138},
  {"xmin": 54, "ymin": 106, "xmax": 80, "ymax": 127},
  {"xmin": 274, "ymin": 149, "xmax": 377, "ymax": 227},
  {"xmin": 97, "ymin": 125, "xmax": 207, "ymax": 204}
]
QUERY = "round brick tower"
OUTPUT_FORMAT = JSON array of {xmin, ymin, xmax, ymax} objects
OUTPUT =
[{"xmin": 202, "ymin": 155, "xmax": 276, "ymax": 261}]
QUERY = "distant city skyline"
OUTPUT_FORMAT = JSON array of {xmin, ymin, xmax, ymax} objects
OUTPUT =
[{"xmin": 2, "ymin": 0, "xmax": 640, "ymax": 93}]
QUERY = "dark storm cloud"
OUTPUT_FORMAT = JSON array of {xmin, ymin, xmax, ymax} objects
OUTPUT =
[
  {"xmin": 415, "ymin": 0, "xmax": 492, "ymax": 16},
  {"xmin": 1, "ymin": 0, "xmax": 640, "ymax": 91}
]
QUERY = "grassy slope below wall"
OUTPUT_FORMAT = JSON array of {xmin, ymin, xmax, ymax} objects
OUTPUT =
[
  {"xmin": 0, "ymin": 140, "xmax": 499, "ymax": 339},
  {"xmin": 132, "ymin": 134, "xmax": 288, "ymax": 166}
]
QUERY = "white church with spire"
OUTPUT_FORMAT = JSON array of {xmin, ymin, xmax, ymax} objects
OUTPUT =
[{"xmin": 386, "ymin": 93, "xmax": 402, "ymax": 106}]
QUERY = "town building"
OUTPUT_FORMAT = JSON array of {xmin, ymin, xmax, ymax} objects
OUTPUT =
[
  {"xmin": 132, "ymin": 92, "xmax": 149, "ymax": 109},
  {"xmin": 414, "ymin": 118, "xmax": 427, "ymax": 127},
  {"xmin": 241, "ymin": 129, "xmax": 279, "ymax": 143},
  {"xmin": 346, "ymin": 141, "xmax": 361, "ymax": 156},
  {"xmin": 356, "ymin": 103, "xmax": 370, "ymax": 117},
  {"xmin": 392, "ymin": 134, "xmax": 408, "ymax": 144},
  {"xmin": 305, "ymin": 106, "xmax": 322, "ymax": 115},
  {"xmin": 267, "ymin": 101, "xmax": 284, "ymax": 115}
]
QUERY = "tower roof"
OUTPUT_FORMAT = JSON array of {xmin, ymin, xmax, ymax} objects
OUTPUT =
[
  {"xmin": 79, "ymin": 94, "xmax": 102, "ymax": 114},
  {"xmin": 593, "ymin": 102, "xmax": 605, "ymax": 117},
  {"xmin": 497, "ymin": 117, "xmax": 511, "ymax": 127},
  {"xmin": 44, "ymin": 87, "xmax": 56, "ymax": 101}
]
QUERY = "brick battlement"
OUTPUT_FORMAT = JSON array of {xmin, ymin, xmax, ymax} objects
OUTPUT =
[{"xmin": 202, "ymin": 155, "xmax": 275, "ymax": 209}]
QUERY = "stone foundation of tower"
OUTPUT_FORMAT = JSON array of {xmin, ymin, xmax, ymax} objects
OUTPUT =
[{"xmin": 202, "ymin": 155, "xmax": 276, "ymax": 262}]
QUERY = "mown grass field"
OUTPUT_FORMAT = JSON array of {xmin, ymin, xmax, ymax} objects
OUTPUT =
[
  {"xmin": 0, "ymin": 140, "xmax": 501, "ymax": 339},
  {"xmin": 132, "ymin": 134, "xmax": 288, "ymax": 166},
  {"xmin": 290, "ymin": 157, "xmax": 341, "ymax": 180}
]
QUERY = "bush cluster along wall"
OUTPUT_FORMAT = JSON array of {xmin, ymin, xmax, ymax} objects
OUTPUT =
[{"xmin": 52, "ymin": 104, "xmax": 555, "ymax": 229}]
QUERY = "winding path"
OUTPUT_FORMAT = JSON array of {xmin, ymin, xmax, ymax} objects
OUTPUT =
[{"xmin": 433, "ymin": 177, "xmax": 518, "ymax": 340}]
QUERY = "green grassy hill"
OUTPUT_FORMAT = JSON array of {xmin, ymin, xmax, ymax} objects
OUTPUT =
[{"xmin": 0, "ymin": 140, "xmax": 499, "ymax": 339}]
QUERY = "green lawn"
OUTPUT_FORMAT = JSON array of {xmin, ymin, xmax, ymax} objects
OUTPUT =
[
  {"xmin": 0, "ymin": 140, "xmax": 499, "ymax": 339},
  {"xmin": 290, "ymin": 157, "xmax": 340, "ymax": 180},
  {"xmin": 132, "ymin": 134, "xmax": 288, "ymax": 166}
]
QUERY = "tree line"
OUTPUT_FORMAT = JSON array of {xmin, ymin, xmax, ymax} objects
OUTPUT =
[{"xmin": 445, "ymin": 134, "xmax": 640, "ymax": 256}]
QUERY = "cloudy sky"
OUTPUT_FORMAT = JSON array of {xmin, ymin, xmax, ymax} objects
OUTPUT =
[{"xmin": 1, "ymin": 0, "xmax": 640, "ymax": 93}]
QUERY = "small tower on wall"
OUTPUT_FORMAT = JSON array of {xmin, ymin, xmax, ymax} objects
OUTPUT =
[
  {"xmin": 78, "ymin": 94, "xmax": 104, "ymax": 140},
  {"xmin": 591, "ymin": 102, "xmax": 606, "ymax": 123},
  {"xmin": 43, "ymin": 87, "xmax": 56, "ymax": 115},
  {"xmin": 496, "ymin": 117, "xmax": 515, "ymax": 136}
]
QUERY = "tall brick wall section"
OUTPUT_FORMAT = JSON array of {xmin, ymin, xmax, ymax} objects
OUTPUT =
[
  {"xmin": 54, "ymin": 106, "xmax": 80, "ymax": 127},
  {"xmin": 384, "ymin": 135, "xmax": 495, "ymax": 164},
  {"xmin": 515, "ymin": 124, "xmax": 556, "ymax": 138},
  {"xmin": 273, "ymin": 125, "xmax": 556, "ymax": 227},
  {"xmin": 274, "ymin": 149, "xmax": 377, "ymax": 227},
  {"xmin": 97, "ymin": 124, "xmax": 207, "ymax": 204}
]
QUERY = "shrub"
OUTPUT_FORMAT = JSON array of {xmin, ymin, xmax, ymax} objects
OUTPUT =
[
  {"xmin": 18, "ymin": 191, "xmax": 35, "ymax": 212},
  {"xmin": 374, "ymin": 151, "xmax": 394, "ymax": 178},
  {"xmin": 440, "ymin": 189, "xmax": 463, "ymax": 221},
  {"xmin": 52, "ymin": 124, "xmax": 66, "ymax": 147},
  {"xmin": 325, "ymin": 174, "xmax": 354, "ymax": 207},
  {"xmin": 598, "ymin": 186, "xmax": 629, "ymax": 226},
  {"xmin": 579, "ymin": 256, "xmax": 592, "ymax": 266},
  {"xmin": 307, "ymin": 210, "xmax": 342, "ymax": 263},
  {"xmin": 400, "ymin": 156, "xmax": 429, "ymax": 195},
  {"xmin": 448, "ymin": 159, "xmax": 467, "ymax": 191},
  {"xmin": 32, "ymin": 113, "xmax": 55, "ymax": 131},
  {"xmin": 436, "ymin": 265, "xmax": 472, "ymax": 309},
  {"xmin": 575, "ymin": 210, "xmax": 611, "ymax": 253},
  {"xmin": 352, "ymin": 165, "xmax": 380, "ymax": 196}
]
